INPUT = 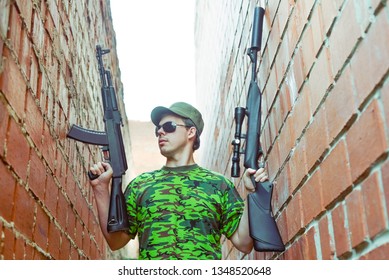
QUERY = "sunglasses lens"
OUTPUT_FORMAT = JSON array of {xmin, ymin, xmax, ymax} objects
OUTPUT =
[
  {"xmin": 163, "ymin": 122, "xmax": 176, "ymax": 133},
  {"xmin": 155, "ymin": 121, "xmax": 176, "ymax": 136}
]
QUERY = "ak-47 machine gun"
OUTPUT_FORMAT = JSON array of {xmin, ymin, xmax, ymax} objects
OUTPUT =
[
  {"xmin": 231, "ymin": 7, "xmax": 285, "ymax": 252},
  {"xmin": 67, "ymin": 45, "xmax": 129, "ymax": 233}
]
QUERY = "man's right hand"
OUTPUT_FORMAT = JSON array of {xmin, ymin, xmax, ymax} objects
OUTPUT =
[{"xmin": 89, "ymin": 161, "xmax": 113, "ymax": 187}]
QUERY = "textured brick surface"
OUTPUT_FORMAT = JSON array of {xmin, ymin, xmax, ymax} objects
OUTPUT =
[
  {"xmin": 195, "ymin": 0, "xmax": 389, "ymax": 259},
  {"xmin": 0, "ymin": 0, "xmax": 132, "ymax": 259}
]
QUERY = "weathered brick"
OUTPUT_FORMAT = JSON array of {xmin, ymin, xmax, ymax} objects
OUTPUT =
[
  {"xmin": 318, "ymin": 215, "xmax": 335, "ymax": 260},
  {"xmin": 305, "ymin": 106, "xmax": 329, "ymax": 170},
  {"xmin": 361, "ymin": 172, "xmax": 387, "ymax": 239},
  {"xmin": 8, "ymin": 5, "xmax": 22, "ymax": 56},
  {"xmin": 350, "ymin": 6, "xmax": 389, "ymax": 106},
  {"xmin": 0, "ymin": 49, "xmax": 27, "ymax": 119},
  {"xmin": 325, "ymin": 65, "xmax": 358, "ymax": 142},
  {"xmin": 27, "ymin": 151, "xmax": 46, "ymax": 201},
  {"xmin": 24, "ymin": 92, "xmax": 43, "ymax": 148},
  {"xmin": 33, "ymin": 205, "xmax": 49, "ymax": 251},
  {"xmin": 2, "ymin": 227, "xmax": 15, "ymax": 259},
  {"xmin": 301, "ymin": 169, "xmax": 323, "ymax": 226},
  {"xmin": 331, "ymin": 203, "xmax": 351, "ymax": 257},
  {"xmin": 321, "ymin": 140, "xmax": 352, "ymax": 207},
  {"xmin": 285, "ymin": 191, "xmax": 303, "ymax": 241},
  {"xmin": 289, "ymin": 137, "xmax": 307, "ymax": 192},
  {"xmin": 32, "ymin": 10, "xmax": 45, "ymax": 55},
  {"xmin": 44, "ymin": 173, "xmax": 58, "ymax": 217},
  {"xmin": 13, "ymin": 184, "xmax": 35, "ymax": 240},
  {"xmin": 346, "ymin": 99, "xmax": 387, "ymax": 182},
  {"xmin": 360, "ymin": 243, "xmax": 389, "ymax": 260},
  {"xmin": 15, "ymin": 0, "xmax": 33, "ymax": 32},
  {"xmin": 0, "ymin": 162, "xmax": 16, "ymax": 221},
  {"xmin": 0, "ymin": 100, "xmax": 9, "ymax": 156},
  {"xmin": 48, "ymin": 223, "xmax": 61, "ymax": 259},
  {"xmin": 345, "ymin": 188, "xmax": 368, "ymax": 248},
  {"xmin": 6, "ymin": 118, "xmax": 30, "ymax": 180}
]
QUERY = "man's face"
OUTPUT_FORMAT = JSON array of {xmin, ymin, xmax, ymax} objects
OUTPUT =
[{"xmin": 156, "ymin": 115, "xmax": 191, "ymax": 157}]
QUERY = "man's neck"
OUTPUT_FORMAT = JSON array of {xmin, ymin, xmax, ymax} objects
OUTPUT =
[{"xmin": 165, "ymin": 153, "xmax": 196, "ymax": 168}]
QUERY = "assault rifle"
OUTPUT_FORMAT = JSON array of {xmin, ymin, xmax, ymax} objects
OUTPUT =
[
  {"xmin": 67, "ymin": 45, "xmax": 129, "ymax": 233},
  {"xmin": 231, "ymin": 7, "xmax": 285, "ymax": 251}
]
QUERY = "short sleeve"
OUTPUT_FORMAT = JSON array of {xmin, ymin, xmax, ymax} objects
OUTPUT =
[{"xmin": 219, "ymin": 180, "xmax": 244, "ymax": 238}]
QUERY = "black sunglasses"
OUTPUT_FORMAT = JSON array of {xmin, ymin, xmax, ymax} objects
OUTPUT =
[{"xmin": 155, "ymin": 121, "xmax": 190, "ymax": 137}]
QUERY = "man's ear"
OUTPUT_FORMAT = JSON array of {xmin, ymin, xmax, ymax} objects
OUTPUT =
[{"xmin": 187, "ymin": 127, "xmax": 197, "ymax": 140}]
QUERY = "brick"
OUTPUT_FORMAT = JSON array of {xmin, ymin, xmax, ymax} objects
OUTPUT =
[
  {"xmin": 285, "ymin": 191, "xmax": 303, "ymax": 241},
  {"xmin": 291, "ymin": 84, "xmax": 311, "ymax": 141},
  {"xmin": 0, "ymin": 49, "xmax": 27, "ymax": 119},
  {"xmin": 289, "ymin": 137, "xmax": 307, "ymax": 192},
  {"xmin": 350, "ymin": 7, "xmax": 389, "ymax": 106},
  {"xmin": 0, "ymin": 162, "xmax": 16, "ymax": 221},
  {"xmin": 360, "ymin": 243, "xmax": 389, "ymax": 260},
  {"xmin": 19, "ymin": 28, "xmax": 31, "ymax": 79},
  {"xmin": 33, "ymin": 248, "xmax": 47, "ymax": 260},
  {"xmin": 32, "ymin": 10, "xmax": 45, "ymax": 54},
  {"xmin": 278, "ymin": 115, "xmax": 295, "ymax": 165},
  {"xmin": 306, "ymin": 226, "xmax": 317, "ymax": 260},
  {"xmin": 380, "ymin": 80, "xmax": 389, "ymax": 139},
  {"xmin": 331, "ymin": 203, "xmax": 351, "ymax": 257},
  {"xmin": 24, "ymin": 243, "xmax": 34, "ymax": 259},
  {"xmin": 318, "ymin": 215, "xmax": 335, "ymax": 260},
  {"xmin": 381, "ymin": 160, "xmax": 389, "ymax": 220},
  {"xmin": 59, "ymin": 235, "xmax": 71, "ymax": 260},
  {"xmin": 29, "ymin": 48, "xmax": 39, "ymax": 97},
  {"xmin": 2, "ymin": 227, "xmax": 15, "ymax": 259},
  {"xmin": 0, "ymin": 2, "xmax": 10, "ymax": 38},
  {"xmin": 345, "ymin": 188, "xmax": 368, "ymax": 248},
  {"xmin": 310, "ymin": 6, "xmax": 323, "ymax": 56},
  {"xmin": 56, "ymin": 192, "xmax": 68, "ymax": 230},
  {"xmin": 329, "ymin": 0, "xmax": 363, "ymax": 76},
  {"xmin": 301, "ymin": 169, "xmax": 323, "ymax": 226},
  {"xmin": 346, "ymin": 99, "xmax": 387, "ymax": 182},
  {"xmin": 48, "ymin": 223, "xmax": 61, "ymax": 259},
  {"xmin": 361, "ymin": 172, "xmax": 387, "ymax": 238},
  {"xmin": 321, "ymin": 140, "xmax": 352, "ymax": 208},
  {"xmin": 15, "ymin": 0, "xmax": 33, "ymax": 32},
  {"xmin": 33, "ymin": 205, "xmax": 49, "ymax": 251},
  {"xmin": 27, "ymin": 151, "xmax": 46, "ymax": 201},
  {"xmin": 44, "ymin": 173, "xmax": 58, "ymax": 217},
  {"xmin": 13, "ymin": 184, "xmax": 35, "ymax": 240},
  {"xmin": 292, "ymin": 49, "xmax": 305, "ymax": 91},
  {"xmin": 300, "ymin": 25, "xmax": 315, "ymax": 78},
  {"xmin": 286, "ymin": 235, "xmax": 308, "ymax": 260},
  {"xmin": 41, "ymin": 123, "xmax": 57, "ymax": 171},
  {"xmin": 6, "ymin": 118, "xmax": 30, "ymax": 180},
  {"xmin": 272, "ymin": 162, "xmax": 290, "ymax": 209},
  {"xmin": 309, "ymin": 48, "xmax": 334, "ymax": 113},
  {"xmin": 324, "ymin": 65, "xmax": 358, "ymax": 142},
  {"xmin": 24, "ymin": 92, "xmax": 44, "ymax": 148},
  {"xmin": 14, "ymin": 236, "xmax": 25, "ymax": 259},
  {"xmin": 305, "ymin": 106, "xmax": 329, "ymax": 170},
  {"xmin": 8, "ymin": 5, "xmax": 22, "ymax": 56}
]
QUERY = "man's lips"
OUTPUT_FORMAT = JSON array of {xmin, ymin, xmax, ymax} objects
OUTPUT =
[{"xmin": 159, "ymin": 138, "xmax": 167, "ymax": 145}]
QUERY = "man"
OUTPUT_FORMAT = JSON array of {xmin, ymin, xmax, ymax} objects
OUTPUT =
[{"xmin": 89, "ymin": 102, "xmax": 269, "ymax": 259}]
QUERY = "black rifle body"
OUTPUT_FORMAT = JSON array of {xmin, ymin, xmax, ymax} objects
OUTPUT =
[
  {"xmin": 67, "ymin": 45, "xmax": 129, "ymax": 232},
  {"xmin": 231, "ymin": 7, "xmax": 285, "ymax": 252}
]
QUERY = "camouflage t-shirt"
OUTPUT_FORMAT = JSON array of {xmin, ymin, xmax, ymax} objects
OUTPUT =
[{"xmin": 124, "ymin": 164, "xmax": 244, "ymax": 260}]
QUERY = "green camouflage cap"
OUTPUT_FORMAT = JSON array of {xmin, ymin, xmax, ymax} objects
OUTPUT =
[{"xmin": 151, "ymin": 102, "xmax": 204, "ymax": 135}]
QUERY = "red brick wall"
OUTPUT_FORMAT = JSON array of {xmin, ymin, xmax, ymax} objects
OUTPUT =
[
  {"xmin": 195, "ymin": 0, "xmax": 389, "ymax": 259},
  {"xmin": 0, "ymin": 0, "xmax": 131, "ymax": 259}
]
